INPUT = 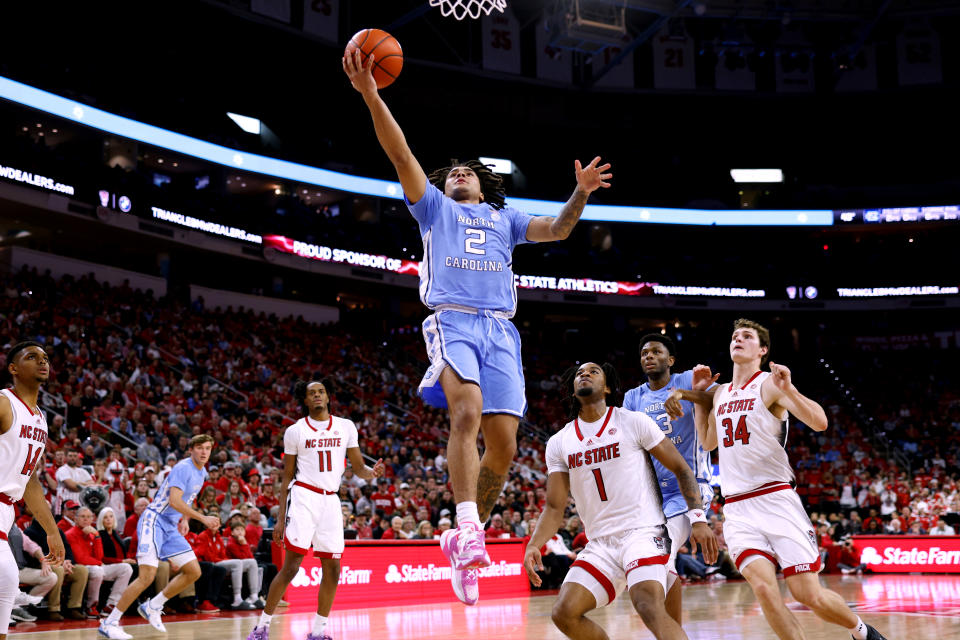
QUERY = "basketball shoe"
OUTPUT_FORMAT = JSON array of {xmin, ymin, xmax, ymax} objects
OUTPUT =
[
  {"xmin": 246, "ymin": 625, "xmax": 269, "ymax": 640},
  {"xmin": 860, "ymin": 624, "xmax": 889, "ymax": 640},
  {"xmin": 137, "ymin": 601, "xmax": 166, "ymax": 632},
  {"xmin": 440, "ymin": 523, "xmax": 489, "ymax": 606}
]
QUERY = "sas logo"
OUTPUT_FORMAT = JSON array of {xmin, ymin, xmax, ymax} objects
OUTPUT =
[
  {"xmin": 653, "ymin": 536, "xmax": 666, "ymax": 552},
  {"xmin": 806, "ymin": 530, "xmax": 817, "ymax": 546}
]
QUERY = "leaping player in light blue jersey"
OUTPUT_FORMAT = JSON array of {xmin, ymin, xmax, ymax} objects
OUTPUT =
[
  {"xmin": 623, "ymin": 334, "xmax": 718, "ymax": 628},
  {"xmin": 344, "ymin": 50, "xmax": 612, "ymax": 606},
  {"xmin": 98, "ymin": 435, "xmax": 221, "ymax": 639}
]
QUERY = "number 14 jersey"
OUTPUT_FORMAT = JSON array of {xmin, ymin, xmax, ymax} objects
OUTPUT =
[
  {"xmin": 283, "ymin": 415, "xmax": 358, "ymax": 493},
  {"xmin": 0, "ymin": 388, "xmax": 47, "ymax": 501},
  {"xmin": 546, "ymin": 407, "xmax": 666, "ymax": 540}
]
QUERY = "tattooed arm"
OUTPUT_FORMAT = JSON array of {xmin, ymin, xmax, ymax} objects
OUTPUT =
[{"xmin": 525, "ymin": 157, "xmax": 612, "ymax": 242}]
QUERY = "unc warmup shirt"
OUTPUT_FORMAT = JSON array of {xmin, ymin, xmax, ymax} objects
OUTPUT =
[{"xmin": 624, "ymin": 371, "xmax": 713, "ymax": 517}]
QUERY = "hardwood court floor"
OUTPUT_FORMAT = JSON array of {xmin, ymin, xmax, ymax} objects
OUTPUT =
[{"xmin": 10, "ymin": 574, "xmax": 958, "ymax": 639}]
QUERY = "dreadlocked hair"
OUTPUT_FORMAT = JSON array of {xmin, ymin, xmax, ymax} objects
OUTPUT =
[
  {"xmin": 292, "ymin": 378, "xmax": 334, "ymax": 415},
  {"xmin": 559, "ymin": 362, "xmax": 622, "ymax": 422},
  {"xmin": 428, "ymin": 159, "xmax": 506, "ymax": 210}
]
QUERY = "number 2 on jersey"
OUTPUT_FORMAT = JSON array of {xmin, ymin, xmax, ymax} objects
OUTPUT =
[
  {"xmin": 721, "ymin": 415, "xmax": 751, "ymax": 447},
  {"xmin": 591, "ymin": 468, "xmax": 609, "ymax": 501},
  {"xmin": 317, "ymin": 450, "xmax": 333, "ymax": 472},
  {"xmin": 464, "ymin": 228, "xmax": 486, "ymax": 255}
]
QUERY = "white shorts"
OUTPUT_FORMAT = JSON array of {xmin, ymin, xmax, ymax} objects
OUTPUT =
[
  {"xmin": 284, "ymin": 483, "xmax": 344, "ymax": 558},
  {"xmin": 564, "ymin": 526, "xmax": 669, "ymax": 607},
  {"xmin": 723, "ymin": 483, "xmax": 820, "ymax": 577},
  {"xmin": 664, "ymin": 513, "xmax": 690, "ymax": 587}
]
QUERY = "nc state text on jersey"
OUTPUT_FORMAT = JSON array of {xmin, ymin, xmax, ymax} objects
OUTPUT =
[
  {"xmin": 305, "ymin": 438, "xmax": 341, "ymax": 448},
  {"xmin": 567, "ymin": 443, "xmax": 621, "ymax": 469},
  {"xmin": 19, "ymin": 424, "xmax": 48, "ymax": 444},
  {"xmin": 715, "ymin": 398, "xmax": 757, "ymax": 415}
]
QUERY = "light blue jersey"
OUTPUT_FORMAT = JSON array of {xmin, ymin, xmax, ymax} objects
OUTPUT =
[
  {"xmin": 624, "ymin": 370, "xmax": 713, "ymax": 518},
  {"xmin": 406, "ymin": 180, "xmax": 534, "ymax": 316},
  {"xmin": 145, "ymin": 458, "xmax": 207, "ymax": 526}
]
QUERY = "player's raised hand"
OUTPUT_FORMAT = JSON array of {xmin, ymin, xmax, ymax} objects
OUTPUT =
[
  {"xmin": 45, "ymin": 532, "xmax": 65, "ymax": 567},
  {"xmin": 371, "ymin": 458, "xmax": 386, "ymax": 478},
  {"xmin": 202, "ymin": 514, "xmax": 221, "ymax": 530},
  {"xmin": 768, "ymin": 362, "xmax": 794, "ymax": 392},
  {"xmin": 343, "ymin": 49, "xmax": 378, "ymax": 96},
  {"xmin": 689, "ymin": 522, "xmax": 719, "ymax": 565},
  {"xmin": 665, "ymin": 389, "xmax": 685, "ymax": 420},
  {"xmin": 523, "ymin": 545, "xmax": 544, "ymax": 587},
  {"xmin": 692, "ymin": 364, "xmax": 720, "ymax": 391},
  {"xmin": 575, "ymin": 156, "xmax": 612, "ymax": 194}
]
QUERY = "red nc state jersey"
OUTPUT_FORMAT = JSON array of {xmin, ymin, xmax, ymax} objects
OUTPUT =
[
  {"xmin": 546, "ymin": 407, "xmax": 666, "ymax": 539},
  {"xmin": 0, "ymin": 388, "xmax": 48, "ymax": 501},
  {"xmin": 283, "ymin": 415, "xmax": 358, "ymax": 492},
  {"xmin": 713, "ymin": 371, "xmax": 794, "ymax": 496}
]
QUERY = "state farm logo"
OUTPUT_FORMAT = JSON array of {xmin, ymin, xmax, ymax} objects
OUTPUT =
[
  {"xmin": 860, "ymin": 545, "xmax": 960, "ymax": 566},
  {"xmin": 383, "ymin": 561, "xmax": 523, "ymax": 584},
  {"xmin": 290, "ymin": 566, "xmax": 373, "ymax": 587}
]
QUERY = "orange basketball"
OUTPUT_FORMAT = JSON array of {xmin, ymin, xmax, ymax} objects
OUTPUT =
[{"xmin": 345, "ymin": 28, "xmax": 403, "ymax": 89}]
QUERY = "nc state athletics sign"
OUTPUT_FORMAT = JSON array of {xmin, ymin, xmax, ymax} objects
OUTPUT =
[
  {"xmin": 282, "ymin": 539, "xmax": 530, "ymax": 611},
  {"xmin": 852, "ymin": 536, "xmax": 960, "ymax": 573}
]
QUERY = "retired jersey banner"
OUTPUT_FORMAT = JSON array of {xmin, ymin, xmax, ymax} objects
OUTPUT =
[
  {"xmin": 282, "ymin": 539, "xmax": 529, "ymax": 611},
  {"xmin": 852, "ymin": 536, "xmax": 960, "ymax": 573},
  {"xmin": 482, "ymin": 9, "xmax": 522, "ymax": 74},
  {"xmin": 652, "ymin": 25, "xmax": 695, "ymax": 90}
]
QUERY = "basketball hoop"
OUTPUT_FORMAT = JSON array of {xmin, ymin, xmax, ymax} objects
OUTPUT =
[{"xmin": 429, "ymin": 0, "xmax": 507, "ymax": 20}]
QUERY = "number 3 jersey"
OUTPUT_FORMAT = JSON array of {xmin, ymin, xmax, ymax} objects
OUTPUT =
[
  {"xmin": 0, "ymin": 388, "xmax": 48, "ymax": 501},
  {"xmin": 546, "ymin": 406, "xmax": 666, "ymax": 540},
  {"xmin": 283, "ymin": 415, "xmax": 359, "ymax": 492},
  {"xmin": 712, "ymin": 371, "xmax": 793, "ymax": 496},
  {"xmin": 405, "ymin": 179, "xmax": 534, "ymax": 317}
]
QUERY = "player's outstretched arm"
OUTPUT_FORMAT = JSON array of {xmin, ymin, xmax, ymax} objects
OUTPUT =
[
  {"xmin": 22, "ymin": 471, "xmax": 64, "ymax": 566},
  {"xmin": 765, "ymin": 362, "xmax": 828, "ymax": 432},
  {"xmin": 346, "ymin": 447, "xmax": 385, "ymax": 480},
  {"xmin": 342, "ymin": 50, "xmax": 427, "ymax": 204},
  {"xmin": 648, "ymin": 438, "xmax": 718, "ymax": 563},
  {"xmin": 523, "ymin": 471, "xmax": 570, "ymax": 587},
  {"xmin": 169, "ymin": 487, "xmax": 220, "ymax": 530},
  {"xmin": 526, "ymin": 157, "xmax": 612, "ymax": 242}
]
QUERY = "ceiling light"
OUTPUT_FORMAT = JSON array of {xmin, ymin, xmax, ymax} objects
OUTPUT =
[
  {"xmin": 478, "ymin": 156, "xmax": 514, "ymax": 175},
  {"xmin": 227, "ymin": 112, "xmax": 262, "ymax": 135},
  {"xmin": 730, "ymin": 169, "xmax": 783, "ymax": 183}
]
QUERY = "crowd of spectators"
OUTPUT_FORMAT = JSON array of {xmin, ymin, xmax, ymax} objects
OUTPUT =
[{"xmin": 2, "ymin": 266, "xmax": 960, "ymax": 627}]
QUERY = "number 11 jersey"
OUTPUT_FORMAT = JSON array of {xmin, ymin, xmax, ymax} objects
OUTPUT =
[
  {"xmin": 546, "ymin": 407, "xmax": 666, "ymax": 540},
  {"xmin": 283, "ymin": 415, "xmax": 359, "ymax": 492}
]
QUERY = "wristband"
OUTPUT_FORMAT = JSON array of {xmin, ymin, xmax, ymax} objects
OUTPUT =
[{"xmin": 687, "ymin": 509, "xmax": 707, "ymax": 525}]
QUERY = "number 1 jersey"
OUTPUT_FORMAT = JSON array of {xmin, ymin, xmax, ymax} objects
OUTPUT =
[
  {"xmin": 405, "ymin": 179, "xmax": 534, "ymax": 316},
  {"xmin": 546, "ymin": 407, "xmax": 666, "ymax": 540},
  {"xmin": 283, "ymin": 416, "xmax": 359, "ymax": 493}
]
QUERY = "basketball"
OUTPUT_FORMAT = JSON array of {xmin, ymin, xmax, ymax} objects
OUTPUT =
[{"xmin": 345, "ymin": 28, "xmax": 403, "ymax": 89}]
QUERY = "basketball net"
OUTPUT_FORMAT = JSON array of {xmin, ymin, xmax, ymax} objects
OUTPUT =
[{"xmin": 429, "ymin": 0, "xmax": 507, "ymax": 20}]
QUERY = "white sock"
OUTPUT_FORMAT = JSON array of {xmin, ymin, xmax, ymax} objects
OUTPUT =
[
  {"xmin": 312, "ymin": 614, "xmax": 328, "ymax": 636},
  {"xmin": 849, "ymin": 617, "xmax": 868, "ymax": 640},
  {"xmin": 149, "ymin": 592, "xmax": 169, "ymax": 609},
  {"xmin": 105, "ymin": 607, "xmax": 123, "ymax": 625},
  {"xmin": 258, "ymin": 612, "xmax": 272, "ymax": 627},
  {"xmin": 456, "ymin": 501, "xmax": 481, "ymax": 528}
]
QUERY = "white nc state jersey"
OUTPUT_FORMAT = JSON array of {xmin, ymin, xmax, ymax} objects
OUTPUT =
[
  {"xmin": 283, "ymin": 415, "xmax": 358, "ymax": 492},
  {"xmin": 546, "ymin": 407, "xmax": 666, "ymax": 539},
  {"xmin": 0, "ymin": 388, "xmax": 48, "ymax": 501},
  {"xmin": 713, "ymin": 371, "xmax": 793, "ymax": 495}
]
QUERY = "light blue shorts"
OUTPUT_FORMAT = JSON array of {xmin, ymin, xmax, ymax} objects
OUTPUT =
[
  {"xmin": 136, "ymin": 510, "xmax": 195, "ymax": 567},
  {"xmin": 419, "ymin": 308, "xmax": 527, "ymax": 417}
]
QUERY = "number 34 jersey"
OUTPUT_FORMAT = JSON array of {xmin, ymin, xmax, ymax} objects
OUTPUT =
[
  {"xmin": 712, "ymin": 371, "xmax": 793, "ymax": 496},
  {"xmin": 546, "ymin": 407, "xmax": 666, "ymax": 540},
  {"xmin": 0, "ymin": 388, "xmax": 48, "ymax": 501},
  {"xmin": 283, "ymin": 415, "xmax": 359, "ymax": 493}
]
